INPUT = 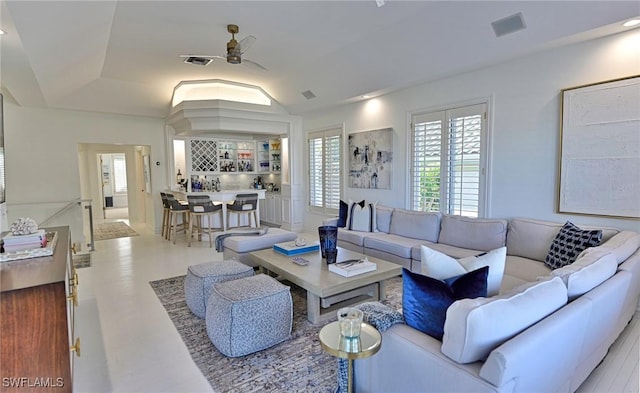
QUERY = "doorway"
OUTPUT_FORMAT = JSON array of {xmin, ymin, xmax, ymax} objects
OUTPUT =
[
  {"xmin": 99, "ymin": 153, "xmax": 130, "ymax": 221},
  {"xmin": 78, "ymin": 143, "xmax": 152, "ymax": 246}
]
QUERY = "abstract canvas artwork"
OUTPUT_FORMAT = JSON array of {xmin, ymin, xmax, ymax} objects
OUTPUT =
[{"xmin": 348, "ymin": 128, "xmax": 393, "ymax": 189}]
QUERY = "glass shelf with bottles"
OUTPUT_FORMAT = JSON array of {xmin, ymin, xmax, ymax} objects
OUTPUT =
[
  {"xmin": 270, "ymin": 139, "xmax": 281, "ymax": 173},
  {"xmin": 218, "ymin": 141, "xmax": 255, "ymax": 173},
  {"xmin": 257, "ymin": 140, "xmax": 270, "ymax": 173},
  {"xmin": 190, "ymin": 175, "xmax": 222, "ymax": 192}
]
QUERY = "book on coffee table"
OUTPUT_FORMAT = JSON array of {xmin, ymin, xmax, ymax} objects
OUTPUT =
[
  {"xmin": 329, "ymin": 259, "xmax": 377, "ymax": 277},
  {"xmin": 273, "ymin": 241, "xmax": 320, "ymax": 256}
]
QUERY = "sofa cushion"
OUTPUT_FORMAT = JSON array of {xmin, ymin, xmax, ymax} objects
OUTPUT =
[
  {"xmin": 421, "ymin": 246, "xmax": 506, "ymax": 296},
  {"xmin": 551, "ymin": 249, "xmax": 618, "ymax": 300},
  {"xmin": 348, "ymin": 200, "xmax": 377, "ymax": 232},
  {"xmin": 402, "ymin": 267, "xmax": 488, "ymax": 341},
  {"xmin": 375, "ymin": 205, "xmax": 394, "ymax": 233},
  {"xmin": 507, "ymin": 218, "xmax": 565, "ymax": 262},
  {"xmin": 441, "ymin": 276, "xmax": 568, "ymax": 364},
  {"xmin": 389, "ymin": 209, "xmax": 441, "ymax": 242},
  {"xmin": 364, "ymin": 234, "xmax": 427, "ymax": 259},
  {"xmin": 337, "ymin": 228, "xmax": 371, "ymax": 247},
  {"xmin": 507, "ymin": 218, "xmax": 618, "ymax": 262},
  {"xmin": 412, "ymin": 243, "xmax": 482, "ymax": 261},
  {"xmin": 585, "ymin": 231, "xmax": 640, "ymax": 265},
  {"xmin": 438, "ymin": 215, "xmax": 507, "ymax": 251},
  {"xmin": 504, "ymin": 255, "xmax": 552, "ymax": 284},
  {"xmin": 544, "ymin": 221, "xmax": 603, "ymax": 269}
]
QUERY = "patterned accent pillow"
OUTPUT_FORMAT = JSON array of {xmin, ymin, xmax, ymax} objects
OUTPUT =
[
  {"xmin": 544, "ymin": 221, "xmax": 603, "ymax": 270},
  {"xmin": 347, "ymin": 200, "xmax": 377, "ymax": 232}
]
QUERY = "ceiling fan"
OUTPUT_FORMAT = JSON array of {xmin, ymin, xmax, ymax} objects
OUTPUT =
[{"xmin": 180, "ymin": 24, "xmax": 267, "ymax": 71}]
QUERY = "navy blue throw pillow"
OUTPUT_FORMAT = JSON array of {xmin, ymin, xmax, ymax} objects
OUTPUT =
[
  {"xmin": 337, "ymin": 200, "xmax": 349, "ymax": 228},
  {"xmin": 402, "ymin": 266, "xmax": 488, "ymax": 341}
]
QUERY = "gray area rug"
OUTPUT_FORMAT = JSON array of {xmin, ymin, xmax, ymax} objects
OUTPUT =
[
  {"xmin": 150, "ymin": 274, "xmax": 403, "ymax": 393},
  {"xmin": 94, "ymin": 221, "xmax": 139, "ymax": 241}
]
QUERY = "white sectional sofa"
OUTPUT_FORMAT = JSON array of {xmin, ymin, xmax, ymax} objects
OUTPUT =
[{"xmin": 324, "ymin": 208, "xmax": 640, "ymax": 393}]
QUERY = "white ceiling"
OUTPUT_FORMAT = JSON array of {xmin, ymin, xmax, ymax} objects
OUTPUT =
[{"xmin": 1, "ymin": 1, "xmax": 638, "ymax": 118}]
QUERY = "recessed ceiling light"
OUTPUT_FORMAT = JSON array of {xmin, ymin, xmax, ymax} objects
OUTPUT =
[
  {"xmin": 623, "ymin": 19, "xmax": 640, "ymax": 27},
  {"xmin": 0, "ymin": 30, "xmax": 6, "ymax": 35}
]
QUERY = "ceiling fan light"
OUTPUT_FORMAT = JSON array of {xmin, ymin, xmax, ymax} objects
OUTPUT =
[{"xmin": 227, "ymin": 55, "xmax": 241, "ymax": 64}]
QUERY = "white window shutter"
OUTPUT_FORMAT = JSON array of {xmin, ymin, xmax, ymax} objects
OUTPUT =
[
  {"xmin": 308, "ymin": 127, "xmax": 342, "ymax": 213},
  {"xmin": 411, "ymin": 103, "xmax": 487, "ymax": 217}
]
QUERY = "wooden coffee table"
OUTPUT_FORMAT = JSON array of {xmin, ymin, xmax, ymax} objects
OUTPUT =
[{"xmin": 249, "ymin": 247, "xmax": 402, "ymax": 323}]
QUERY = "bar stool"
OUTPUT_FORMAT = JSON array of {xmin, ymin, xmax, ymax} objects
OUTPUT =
[
  {"xmin": 187, "ymin": 195, "xmax": 223, "ymax": 248},
  {"xmin": 166, "ymin": 193, "xmax": 190, "ymax": 244},
  {"xmin": 160, "ymin": 192, "xmax": 171, "ymax": 239},
  {"xmin": 226, "ymin": 193, "xmax": 259, "ymax": 229}
]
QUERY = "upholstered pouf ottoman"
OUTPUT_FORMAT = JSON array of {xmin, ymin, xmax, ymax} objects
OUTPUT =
[
  {"xmin": 184, "ymin": 260, "xmax": 254, "ymax": 319},
  {"xmin": 206, "ymin": 274, "xmax": 293, "ymax": 357},
  {"xmin": 221, "ymin": 228, "xmax": 297, "ymax": 266}
]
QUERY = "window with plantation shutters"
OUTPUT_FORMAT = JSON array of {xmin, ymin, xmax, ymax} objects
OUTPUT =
[
  {"xmin": 308, "ymin": 127, "xmax": 342, "ymax": 214},
  {"xmin": 410, "ymin": 103, "xmax": 488, "ymax": 218}
]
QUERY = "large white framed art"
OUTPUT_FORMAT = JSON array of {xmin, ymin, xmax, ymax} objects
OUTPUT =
[
  {"xmin": 558, "ymin": 75, "xmax": 640, "ymax": 219},
  {"xmin": 348, "ymin": 128, "xmax": 393, "ymax": 189}
]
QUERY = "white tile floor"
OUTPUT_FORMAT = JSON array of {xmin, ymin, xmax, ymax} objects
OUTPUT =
[
  {"xmin": 75, "ymin": 221, "xmax": 217, "ymax": 392},
  {"xmin": 74, "ymin": 222, "xmax": 639, "ymax": 393}
]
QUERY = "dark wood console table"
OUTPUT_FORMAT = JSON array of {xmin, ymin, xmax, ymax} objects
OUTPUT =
[{"xmin": 0, "ymin": 226, "xmax": 78, "ymax": 393}]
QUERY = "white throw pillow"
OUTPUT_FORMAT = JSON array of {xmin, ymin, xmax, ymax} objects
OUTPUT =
[
  {"xmin": 347, "ymin": 200, "xmax": 377, "ymax": 232},
  {"xmin": 421, "ymin": 246, "xmax": 506, "ymax": 296}
]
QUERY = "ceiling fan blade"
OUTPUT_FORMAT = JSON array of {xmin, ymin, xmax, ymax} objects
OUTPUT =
[
  {"xmin": 236, "ymin": 35, "xmax": 256, "ymax": 54},
  {"xmin": 242, "ymin": 58, "xmax": 268, "ymax": 72},
  {"xmin": 179, "ymin": 54, "xmax": 226, "ymax": 60}
]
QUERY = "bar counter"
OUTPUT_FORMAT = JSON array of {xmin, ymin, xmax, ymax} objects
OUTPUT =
[{"xmin": 170, "ymin": 189, "xmax": 266, "ymax": 230}]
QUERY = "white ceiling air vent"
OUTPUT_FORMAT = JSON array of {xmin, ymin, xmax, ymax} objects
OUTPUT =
[
  {"xmin": 491, "ymin": 12, "xmax": 527, "ymax": 37},
  {"xmin": 183, "ymin": 56, "xmax": 213, "ymax": 66},
  {"xmin": 302, "ymin": 90, "xmax": 317, "ymax": 100}
]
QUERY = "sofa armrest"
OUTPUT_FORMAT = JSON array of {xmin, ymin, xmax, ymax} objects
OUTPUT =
[
  {"xmin": 354, "ymin": 324, "xmax": 497, "ymax": 393},
  {"xmin": 480, "ymin": 297, "xmax": 590, "ymax": 391},
  {"xmin": 322, "ymin": 217, "xmax": 339, "ymax": 226}
]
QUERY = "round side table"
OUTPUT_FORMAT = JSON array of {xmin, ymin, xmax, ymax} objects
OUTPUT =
[{"xmin": 319, "ymin": 321, "xmax": 382, "ymax": 393}]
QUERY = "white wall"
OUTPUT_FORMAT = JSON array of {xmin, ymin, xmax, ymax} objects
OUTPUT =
[
  {"xmin": 302, "ymin": 29, "xmax": 640, "ymax": 232},
  {"xmin": 4, "ymin": 103, "xmax": 167, "ymax": 240}
]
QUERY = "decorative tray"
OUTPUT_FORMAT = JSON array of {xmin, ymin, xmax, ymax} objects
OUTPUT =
[{"xmin": 0, "ymin": 231, "xmax": 58, "ymax": 263}]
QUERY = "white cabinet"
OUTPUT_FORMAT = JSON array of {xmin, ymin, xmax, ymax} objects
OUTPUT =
[
  {"xmin": 273, "ymin": 194, "xmax": 282, "ymax": 225},
  {"xmin": 263, "ymin": 193, "xmax": 282, "ymax": 225},
  {"xmin": 258, "ymin": 198, "xmax": 267, "ymax": 222}
]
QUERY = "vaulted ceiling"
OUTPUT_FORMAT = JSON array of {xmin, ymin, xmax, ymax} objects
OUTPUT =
[{"xmin": 1, "ymin": 1, "xmax": 638, "ymax": 118}]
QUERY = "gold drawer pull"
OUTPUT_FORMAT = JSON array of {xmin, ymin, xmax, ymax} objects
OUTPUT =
[
  {"xmin": 70, "ymin": 338, "xmax": 81, "ymax": 357},
  {"xmin": 71, "ymin": 243, "xmax": 77, "ymax": 255},
  {"xmin": 66, "ymin": 287, "xmax": 78, "ymax": 307}
]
